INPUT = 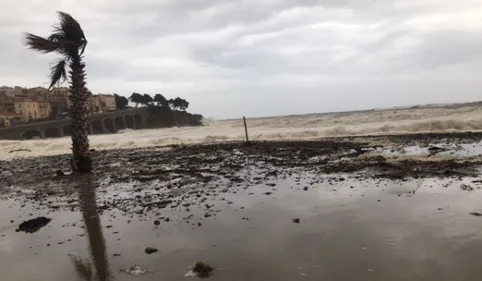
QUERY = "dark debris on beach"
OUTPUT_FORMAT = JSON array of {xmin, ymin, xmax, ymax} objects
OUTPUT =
[{"xmin": 1, "ymin": 133, "xmax": 482, "ymax": 216}]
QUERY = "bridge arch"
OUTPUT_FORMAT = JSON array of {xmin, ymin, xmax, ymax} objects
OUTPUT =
[
  {"xmin": 45, "ymin": 127, "xmax": 61, "ymax": 138},
  {"xmin": 134, "ymin": 114, "xmax": 143, "ymax": 129},
  {"xmin": 63, "ymin": 125, "xmax": 72, "ymax": 136},
  {"xmin": 103, "ymin": 117, "xmax": 115, "ymax": 133},
  {"xmin": 125, "ymin": 115, "xmax": 135, "ymax": 129},
  {"xmin": 91, "ymin": 120, "xmax": 103, "ymax": 134},
  {"xmin": 23, "ymin": 130, "xmax": 42, "ymax": 140},
  {"xmin": 115, "ymin": 116, "xmax": 125, "ymax": 130},
  {"xmin": 0, "ymin": 108, "xmax": 148, "ymax": 140}
]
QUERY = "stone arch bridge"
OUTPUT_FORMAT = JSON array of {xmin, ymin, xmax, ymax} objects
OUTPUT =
[{"xmin": 0, "ymin": 108, "xmax": 149, "ymax": 140}]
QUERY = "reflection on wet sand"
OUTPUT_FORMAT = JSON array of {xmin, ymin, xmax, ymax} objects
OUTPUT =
[
  {"xmin": 75, "ymin": 176, "xmax": 112, "ymax": 281},
  {"xmin": 70, "ymin": 256, "xmax": 94, "ymax": 281},
  {"xmin": 2, "ymin": 174, "xmax": 482, "ymax": 280}
]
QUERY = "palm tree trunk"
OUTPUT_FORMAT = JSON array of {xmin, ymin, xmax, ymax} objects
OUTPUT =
[{"xmin": 69, "ymin": 55, "xmax": 92, "ymax": 173}]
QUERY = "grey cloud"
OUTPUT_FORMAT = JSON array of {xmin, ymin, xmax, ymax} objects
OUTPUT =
[
  {"xmin": 1, "ymin": 0, "xmax": 482, "ymax": 118},
  {"xmin": 409, "ymin": 31, "xmax": 482, "ymax": 69}
]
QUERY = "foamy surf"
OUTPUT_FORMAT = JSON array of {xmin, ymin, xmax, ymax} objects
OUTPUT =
[{"xmin": 2, "ymin": 104, "xmax": 482, "ymax": 160}]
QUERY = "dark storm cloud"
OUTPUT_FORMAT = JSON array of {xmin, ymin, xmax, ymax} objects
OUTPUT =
[{"xmin": 1, "ymin": 0, "xmax": 481, "ymax": 117}]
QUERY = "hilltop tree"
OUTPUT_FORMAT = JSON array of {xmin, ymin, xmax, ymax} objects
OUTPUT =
[
  {"xmin": 25, "ymin": 12, "xmax": 92, "ymax": 172},
  {"xmin": 114, "ymin": 94, "xmax": 128, "ymax": 110},
  {"xmin": 169, "ymin": 97, "xmax": 189, "ymax": 111},
  {"xmin": 178, "ymin": 98, "xmax": 189, "ymax": 111},
  {"xmin": 167, "ymin": 98, "xmax": 176, "ymax": 110},
  {"xmin": 142, "ymin": 94, "xmax": 153, "ymax": 106},
  {"xmin": 154, "ymin": 93, "xmax": 168, "ymax": 107},
  {"xmin": 129, "ymin": 92, "xmax": 142, "ymax": 107},
  {"xmin": 175, "ymin": 97, "xmax": 183, "ymax": 110}
]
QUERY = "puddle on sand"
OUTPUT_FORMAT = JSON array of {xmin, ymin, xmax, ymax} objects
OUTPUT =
[
  {"xmin": 377, "ymin": 141, "xmax": 482, "ymax": 158},
  {"xmin": 1, "ymin": 175, "xmax": 482, "ymax": 281}
]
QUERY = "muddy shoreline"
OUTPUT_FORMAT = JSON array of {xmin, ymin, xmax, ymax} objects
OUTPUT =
[
  {"xmin": 2, "ymin": 132, "xmax": 482, "ymax": 213},
  {"xmin": 3, "ymin": 131, "xmax": 482, "ymax": 179}
]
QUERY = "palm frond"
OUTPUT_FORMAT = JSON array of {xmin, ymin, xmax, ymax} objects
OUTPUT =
[
  {"xmin": 47, "ymin": 31, "xmax": 81, "ymax": 59},
  {"xmin": 56, "ymin": 12, "xmax": 87, "ymax": 47},
  {"xmin": 49, "ymin": 59, "xmax": 67, "ymax": 89},
  {"xmin": 48, "ymin": 32, "xmax": 66, "ymax": 42},
  {"xmin": 24, "ymin": 33, "xmax": 60, "ymax": 53},
  {"xmin": 80, "ymin": 40, "xmax": 87, "ymax": 56}
]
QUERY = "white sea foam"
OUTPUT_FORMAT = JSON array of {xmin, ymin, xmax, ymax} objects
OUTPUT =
[{"xmin": 2, "ymin": 104, "xmax": 482, "ymax": 160}]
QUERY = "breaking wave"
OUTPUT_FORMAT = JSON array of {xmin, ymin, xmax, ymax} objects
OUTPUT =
[{"xmin": 2, "ymin": 104, "xmax": 482, "ymax": 160}]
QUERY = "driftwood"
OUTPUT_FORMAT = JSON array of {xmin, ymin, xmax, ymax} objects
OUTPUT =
[{"xmin": 8, "ymin": 149, "xmax": 32, "ymax": 153}]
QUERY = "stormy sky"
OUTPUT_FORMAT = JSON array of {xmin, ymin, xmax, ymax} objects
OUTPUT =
[{"xmin": 1, "ymin": 0, "xmax": 481, "ymax": 118}]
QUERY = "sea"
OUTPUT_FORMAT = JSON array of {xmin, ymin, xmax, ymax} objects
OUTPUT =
[{"xmin": 1, "ymin": 103, "xmax": 482, "ymax": 160}]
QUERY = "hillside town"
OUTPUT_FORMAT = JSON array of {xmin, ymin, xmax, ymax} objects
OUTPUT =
[{"xmin": 0, "ymin": 86, "xmax": 117, "ymax": 127}]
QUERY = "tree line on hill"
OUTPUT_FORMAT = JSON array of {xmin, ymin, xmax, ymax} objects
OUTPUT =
[{"xmin": 114, "ymin": 93, "xmax": 189, "ymax": 111}]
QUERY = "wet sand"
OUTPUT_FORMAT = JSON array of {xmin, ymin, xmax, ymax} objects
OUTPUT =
[{"xmin": 2, "ymin": 132, "xmax": 482, "ymax": 280}]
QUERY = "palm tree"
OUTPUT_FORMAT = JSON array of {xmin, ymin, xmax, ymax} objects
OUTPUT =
[{"xmin": 24, "ymin": 11, "xmax": 92, "ymax": 173}]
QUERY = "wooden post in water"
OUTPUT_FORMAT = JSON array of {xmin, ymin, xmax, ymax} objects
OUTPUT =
[{"xmin": 243, "ymin": 116, "xmax": 249, "ymax": 143}]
